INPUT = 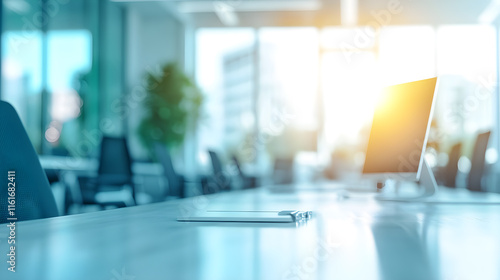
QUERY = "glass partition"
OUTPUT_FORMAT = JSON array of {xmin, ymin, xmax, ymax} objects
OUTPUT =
[{"xmin": 1, "ymin": 0, "xmax": 125, "ymax": 157}]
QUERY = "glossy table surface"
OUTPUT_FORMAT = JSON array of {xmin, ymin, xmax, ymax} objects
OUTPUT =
[{"xmin": 2, "ymin": 183, "xmax": 500, "ymax": 280}]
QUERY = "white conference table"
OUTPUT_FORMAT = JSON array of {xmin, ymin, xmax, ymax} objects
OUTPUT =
[
  {"xmin": 39, "ymin": 155, "xmax": 164, "ymax": 175},
  {"xmin": 1, "ymin": 183, "xmax": 500, "ymax": 280}
]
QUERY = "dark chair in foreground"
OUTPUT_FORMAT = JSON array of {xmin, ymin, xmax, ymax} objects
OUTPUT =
[
  {"xmin": 204, "ymin": 150, "xmax": 231, "ymax": 194},
  {"xmin": 442, "ymin": 142, "xmax": 462, "ymax": 188},
  {"xmin": 0, "ymin": 101, "xmax": 58, "ymax": 223},
  {"xmin": 232, "ymin": 155, "xmax": 258, "ymax": 189},
  {"xmin": 154, "ymin": 143, "xmax": 185, "ymax": 198},
  {"xmin": 78, "ymin": 136, "xmax": 136, "ymax": 209},
  {"xmin": 467, "ymin": 131, "xmax": 491, "ymax": 191}
]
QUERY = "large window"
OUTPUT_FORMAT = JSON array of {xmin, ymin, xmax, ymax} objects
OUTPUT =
[
  {"xmin": 435, "ymin": 25, "xmax": 496, "ymax": 156},
  {"xmin": 1, "ymin": 0, "xmax": 124, "ymax": 157},
  {"xmin": 195, "ymin": 28, "xmax": 256, "ymax": 170},
  {"xmin": 195, "ymin": 27, "xmax": 319, "ymax": 175},
  {"xmin": 195, "ymin": 24, "xmax": 499, "ymax": 184},
  {"xmin": 2, "ymin": 28, "xmax": 43, "ymax": 149}
]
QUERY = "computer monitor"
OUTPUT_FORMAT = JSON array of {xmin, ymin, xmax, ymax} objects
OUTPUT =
[{"xmin": 362, "ymin": 77, "xmax": 439, "ymax": 198}]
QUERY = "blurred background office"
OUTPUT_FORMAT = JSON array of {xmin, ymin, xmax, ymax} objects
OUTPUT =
[{"xmin": 1, "ymin": 0, "xmax": 499, "ymax": 214}]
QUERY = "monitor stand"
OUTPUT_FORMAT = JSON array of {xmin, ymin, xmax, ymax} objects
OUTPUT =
[{"xmin": 375, "ymin": 159, "xmax": 438, "ymax": 201}]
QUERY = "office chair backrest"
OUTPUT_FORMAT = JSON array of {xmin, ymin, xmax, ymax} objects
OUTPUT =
[
  {"xmin": 98, "ymin": 136, "xmax": 133, "ymax": 185},
  {"xmin": 443, "ymin": 142, "xmax": 461, "ymax": 188},
  {"xmin": 208, "ymin": 150, "xmax": 230, "ymax": 191},
  {"xmin": 467, "ymin": 131, "xmax": 490, "ymax": 191},
  {"xmin": 232, "ymin": 155, "xmax": 257, "ymax": 189},
  {"xmin": 231, "ymin": 155, "xmax": 245, "ymax": 178},
  {"xmin": 208, "ymin": 150, "xmax": 224, "ymax": 176},
  {"xmin": 154, "ymin": 143, "xmax": 183, "ymax": 197},
  {"xmin": 0, "ymin": 101, "xmax": 58, "ymax": 223}
]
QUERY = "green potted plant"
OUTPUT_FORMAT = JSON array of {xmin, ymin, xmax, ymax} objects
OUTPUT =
[{"xmin": 138, "ymin": 63, "xmax": 203, "ymax": 156}]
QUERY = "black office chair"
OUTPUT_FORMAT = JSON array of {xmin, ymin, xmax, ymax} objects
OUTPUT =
[
  {"xmin": 78, "ymin": 136, "xmax": 136, "ymax": 208},
  {"xmin": 154, "ymin": 143, "xmax": 185, "ymax": 198},
  {"xmin": 232, "ymin": 155, "xmax": 257, "ymax": 189},
  {"xmin": 442, "ymin": 142, "xmax": 462, "ymax": 188},
  {"xmin": 0, "ymin": 101, "xmax": 59, "ymax": 223},
  {"xmin": 467, "ymin": 131, "xmax": 491, "ymax": 191},
  {"xmin": 205, "ymin": 150, "xmax": 231, "ymax": 193}
]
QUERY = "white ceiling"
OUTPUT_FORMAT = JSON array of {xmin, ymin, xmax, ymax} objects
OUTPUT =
[{"xmin": 111, "ymin": 0, "xmax": 495, "ymax": 27}]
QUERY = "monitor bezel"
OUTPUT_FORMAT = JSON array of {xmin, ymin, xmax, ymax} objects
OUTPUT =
[{"xmin": 361, "ymin": 77, "xmax": 439, "ymax": 182}]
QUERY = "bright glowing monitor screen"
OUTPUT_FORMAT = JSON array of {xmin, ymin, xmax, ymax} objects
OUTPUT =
[{"xmin": 362, "ymin": 77, "xmax": 437, "ymax": 180}]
